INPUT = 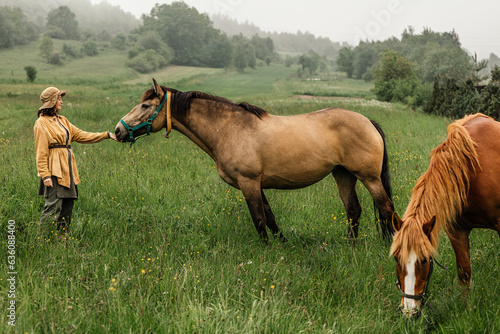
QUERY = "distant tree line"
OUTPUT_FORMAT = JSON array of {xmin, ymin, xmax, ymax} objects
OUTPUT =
[
  {"xmin": 0, "ymin": 0, "xmax": 139, "ymax": 54},
  {"xmin": 1, "ymin": 0, "xmax": 315, "ymax": 74},
  {"xmin": 370, "ymin": 46, "xmax": 500, "ymax": 118},
  {"xmin": 336, "ymin": 27, "xmax": 472, "ymax": 82},
  {"xmin": 0, "ymin": 0, "xmax": 139, "ymax": 38},
  {"xmin": 334, "ymin": 27, "xmax": 500, "ymax": 113},
  {"xmin": 211, "ymin": 14, "xmax": 343, "ymax": 59}
]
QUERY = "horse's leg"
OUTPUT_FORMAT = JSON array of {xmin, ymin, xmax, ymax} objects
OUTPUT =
[
  {"xmin": 447, "ymin": 228, "xmax": 472, "ymax": 287},
  {"xmin": 239, "ymin": 180, "xmax": 269, "ymax": 242},
  {"xmin": 261, "ymin": 191, "xmax": 286, "ymax": 241},
  {"xmin": 332, "ymin": 166, "xmax": 362, "ymax": 239},
  {"xmin": 358, "ymin": 178, "xmax": 394, "ymax": 239}
]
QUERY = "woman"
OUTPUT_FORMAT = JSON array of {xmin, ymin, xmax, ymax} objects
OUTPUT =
[{"xmin": 34, "ymin": 86, "xmax": 117, "ymax": 237}]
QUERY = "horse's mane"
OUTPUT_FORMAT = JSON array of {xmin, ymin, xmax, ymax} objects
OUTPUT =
[
  {"xmin": 141, "ymin": 86, "xmax": 268, "ymax": 119},
  {"xmin": 390, "ymin": 114, "xmax": 487, "ymax": 264}
]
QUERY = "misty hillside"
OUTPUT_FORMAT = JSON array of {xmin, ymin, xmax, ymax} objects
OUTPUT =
[
  {"xmin": 211, "ymin": 14, "xmax": 345, "ymax": 57},
  {"xmin": 0, "ymin": 0, "xmax": 140, "ymax": 35}
]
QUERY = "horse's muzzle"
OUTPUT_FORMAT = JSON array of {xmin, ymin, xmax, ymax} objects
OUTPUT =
[
  {"xmin": 114, "ymin": 123, "xmax": 129, "ymax": 142},
  {"xmin": 400, "ymin": 304, "xmax": 422, "ymax": 318}
]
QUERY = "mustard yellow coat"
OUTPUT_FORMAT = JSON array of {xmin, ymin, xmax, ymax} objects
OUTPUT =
[{"xmin": 34, "ymin": 115, "xmax": 109, "ymax": 188}]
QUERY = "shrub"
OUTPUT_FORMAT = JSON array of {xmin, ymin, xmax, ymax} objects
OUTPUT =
[
  {"xmin": 111, "ymin": 34, "xmax": 127, "ymax": 50},
  {"xmin": 125, "ymin": 56, "xmax": 151, "ymax": 73},
  {"xmin": 128, "ymin": 47, "xmax": 140, "ymax": 59},
  {"xmin": 82, "ymin": 41, "xmax": 98, "ymax": 56},
  {"xmin": 48, "ymin": 53, "xmax": 63, "ymax": 65},
  {"xmin": 24, "ymin": 66, "xmax": 37, "ymax": 82},
  {"xmin": 63, "ymin": 43, "xmax": 80, "ymax": 58},
  {"xmin": 126, "ymin": 50, "xmax": 169, "ymax": 73}
]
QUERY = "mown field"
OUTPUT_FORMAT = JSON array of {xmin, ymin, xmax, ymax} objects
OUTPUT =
[{"xmin": 0, "ymin": 46, "xmax": 499, "ymax": 333}]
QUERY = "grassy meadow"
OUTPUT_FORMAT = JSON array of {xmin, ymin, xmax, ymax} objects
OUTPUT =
[{"xmin": 0, "ymin": 45, "xmax": 499, "ymax": 333}]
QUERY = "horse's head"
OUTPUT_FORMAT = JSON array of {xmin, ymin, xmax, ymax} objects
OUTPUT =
[
  {"xmin": 390, "ymin": 212, "xmax": 437, "ymax": 317},
  {"xmin": 115, "ymin": 79, "xmax": 171, "ymax": 143}
]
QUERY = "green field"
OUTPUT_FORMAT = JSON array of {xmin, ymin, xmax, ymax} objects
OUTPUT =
[{"xmin": 0, "ymin": 44, "xmax": 499, "ymax": 333}]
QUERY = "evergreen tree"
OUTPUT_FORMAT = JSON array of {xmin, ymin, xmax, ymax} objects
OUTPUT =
[
  {"xmin": 478, "ymin": 83, "xmax": 500, "ymax": 119},
  {"xmin": 452, "ymin": 80, "xmax": 478, "ymax": 118},
  {"xmin": 469, "ymin": 53, "xmax": 489, "ymax": 84},
  {"xmin": 490, "ymin": 64, "xmax": 500, "ymax": 82}
]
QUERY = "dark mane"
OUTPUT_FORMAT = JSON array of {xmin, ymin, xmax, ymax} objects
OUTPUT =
[{"xmin": 141, "ymin": 86, "xmax": 268, "ymax": 119}]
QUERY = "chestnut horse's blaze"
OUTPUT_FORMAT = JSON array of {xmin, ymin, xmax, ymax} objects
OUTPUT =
[
  {"xmin": 115, "ymin": 79, "xmax": 395, "ymax": 241},
  {"xmin": 390, "ymin": 113, "xmax": 500, "ymax": 316}
]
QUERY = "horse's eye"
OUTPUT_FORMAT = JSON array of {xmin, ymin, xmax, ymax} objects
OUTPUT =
[
  {"xmin": 421, "ymin": 258, "xmax": 428, "ymax": 264},
  {"xmin": 142, "ymin": 104, "xmax": 150, "ymax": 109}
]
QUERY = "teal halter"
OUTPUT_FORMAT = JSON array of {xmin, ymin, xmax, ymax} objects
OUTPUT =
[{"xmin": 120, "ymin": 92, "xmax": 168, "ymax": 144}]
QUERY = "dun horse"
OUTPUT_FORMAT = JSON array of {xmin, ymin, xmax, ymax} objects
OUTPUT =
[
  {"xmin": 390, "ymin": 113, "xmax": 500, "ymax": 316},
  {"xmin": 115, "ymin": 79, "xmax": 394, "ymax": 241}
]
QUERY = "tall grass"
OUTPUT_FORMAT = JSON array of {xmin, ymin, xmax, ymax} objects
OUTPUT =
[
  {"xmin": 0, "ymin": 63, "xmax": 498, "ymax": 333},
  {"xmin": 287, "ymin": 77, "xmax": 376, "ymax": 99}
]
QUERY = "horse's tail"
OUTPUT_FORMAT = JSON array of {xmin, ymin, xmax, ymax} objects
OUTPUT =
[{"xmin": 371, "ymin": 120, "xmax": 394, "ymax": 239}]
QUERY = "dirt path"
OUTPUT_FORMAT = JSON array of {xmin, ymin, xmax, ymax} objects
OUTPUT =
[{"xmin": 293, "ymin": 95, "xmax": 364, "ymax": 101}]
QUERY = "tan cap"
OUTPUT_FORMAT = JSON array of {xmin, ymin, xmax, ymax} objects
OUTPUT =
[{"xmin": 39, "ymin": 87, "xmax": 66, "ymax": 111}]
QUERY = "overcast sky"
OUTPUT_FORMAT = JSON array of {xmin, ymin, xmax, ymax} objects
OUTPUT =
[{"xmin": 91, "ymin": 0, "xmax": 500, "ymax": 59}]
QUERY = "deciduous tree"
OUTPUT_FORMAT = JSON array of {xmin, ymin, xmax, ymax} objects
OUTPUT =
[
  {"xmin": 46, "ymin": 6, "xmax": 79, "ymax": 40},
  {"xmin": 336, "ymin": 47, "xmax": 354, "ymax": 78},
  {"xmin": 39, "ymin": 36, "xmax": 54, "ymax": 62}
]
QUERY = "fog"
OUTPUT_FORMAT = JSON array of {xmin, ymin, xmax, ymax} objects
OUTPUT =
[{"xmin": 89, "ymin": 0, "xmax": 500, "ymax": 59}]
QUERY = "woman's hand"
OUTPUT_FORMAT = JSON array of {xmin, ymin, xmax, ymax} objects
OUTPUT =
[
  {"xmin": 110, "ymin": 133, "xmax": 119, "ymax": 142},
  {"xmin": 43, "ymin": 178, "xmax": 53, "ymax": 188},
  {"xmin": 108, "ymin": 131, "xmax": 119, "ymax": 142}
]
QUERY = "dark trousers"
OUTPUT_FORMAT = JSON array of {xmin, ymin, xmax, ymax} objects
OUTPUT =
[{"xmin": 39, "ymin": 177, "xmax": 76, "ymax": 236}]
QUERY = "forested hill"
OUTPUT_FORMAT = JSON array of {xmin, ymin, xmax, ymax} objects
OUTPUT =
[
  {"xmin": 0, "ymin": 0, "xmax": 140, "ymax": 35},
  {"xmin": 211, "ymin": 14, "xmax": 345, "ymax": 58}
]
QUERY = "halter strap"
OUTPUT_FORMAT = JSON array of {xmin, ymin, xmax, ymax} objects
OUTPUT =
[
  {"xmin": 120, "ymin": 90, "xmax": 171, "ymax": 144},
  {"xmin": 396, "ymin": 257, "xmax": 448, "ymax": 304},
  {"xmin": 165, "ymin": 90, "xmax": 172, "ymax": 138}
]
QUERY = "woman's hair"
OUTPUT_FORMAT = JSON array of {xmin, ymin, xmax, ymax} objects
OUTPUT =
[{"xmin": 38, "ymin": 107, "xmax": 58, "ymax": 117}]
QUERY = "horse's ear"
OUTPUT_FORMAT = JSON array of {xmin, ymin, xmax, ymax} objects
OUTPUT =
[
  {"xmin": 392, "ymin": 212, "xmax": 403, "ymax": 232},
  {"xmin": 422, "ymin": 216, "xmax": 436, "ymax": 239},
  {"xmin": 152, "ymin": 78, "xmax": 165, "ymax": 99}
]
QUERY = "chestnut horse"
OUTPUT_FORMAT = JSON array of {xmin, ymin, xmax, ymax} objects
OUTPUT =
[
  {"xmin": 115, "ymin": 79, "xmax": 394, "ymax": 241},
  {"xmin": 390, "ymin": 113, "xmax": 500, "ymax": 316}
]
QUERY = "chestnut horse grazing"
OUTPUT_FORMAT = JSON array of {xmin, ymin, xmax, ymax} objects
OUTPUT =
[
  {"xmin": 390, "ymin": 113, "xmax": 500, "ymax": 316},
  {"xmin": 115, "ymin": 79, "xmax": 394, "ymax": 241}
]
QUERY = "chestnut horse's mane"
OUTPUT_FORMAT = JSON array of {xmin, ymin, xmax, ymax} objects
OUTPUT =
[
  {"xmin": 141, "ymin": 86, "xmax": 268, "ymax": 119},
  {"xmin": 390, "ymin": 114, "xmax": 488, "ymax": 264}
]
